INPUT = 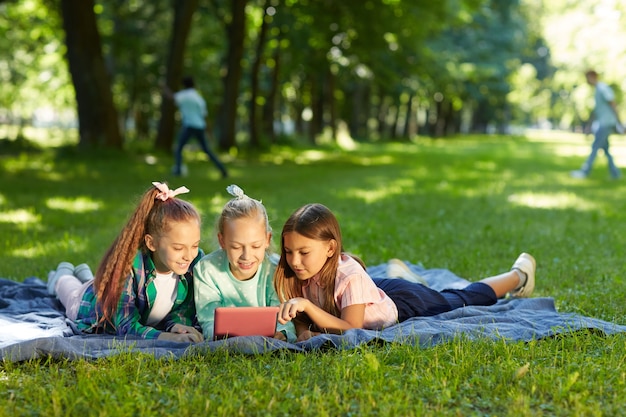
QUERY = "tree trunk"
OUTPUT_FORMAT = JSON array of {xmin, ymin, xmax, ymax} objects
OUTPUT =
[
  {"xmin": 155, "ymin": 0, "xmax": 199, "ymax": 152},
  {"xmin": 249, "ymin": 2, "xmax": 269, "ymax": 148},
  {"xmin": 310, "ymin": 77, "xmax": 323, "ymax": 144},
  {"xmin": 327, "ymin": 69, "xmax": 337, "ymax": 141},
  {"xmin": 443, "ymin": 100, "xmax": 455, "ymax": 136},
  {"xmin": 262, "ymin": 43, "xmax": 281, "ymax": 142},
  {"xmin": 434, "ymin": 99, "xmax": 446, "ymax": 137},
  {"xmin": 390, "ymin": 96, "xmax": 400, "ymax": 140},
  {"xmin": 471, "ymin": 100, "xmax": 490, "ymax": 133},
  {"xmin": 61, "ymin": 0, "xmax": 122, "ymax": 149},
  {"xmin": 377, "ymin": 92, "xmax": 389, "ymax": 138},
  {"xmin": 294, "ymin": 101, "xmax": 304, "ymax": 136},
  {"xmin": 348, "ymin": 83, "xmax": 363, "ymax": 139},
  {"xmin": 217, "ymin": 0, "xmax": 247, "ymax": 150},
  {"xmin": 403, "ymin": 93, "xmax": 415, "ymax": 138}
]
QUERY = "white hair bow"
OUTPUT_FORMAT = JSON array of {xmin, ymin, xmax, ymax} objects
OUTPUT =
[{"xmin": 226, "ymin": 184, "xmax": 247, "ymax": 199}]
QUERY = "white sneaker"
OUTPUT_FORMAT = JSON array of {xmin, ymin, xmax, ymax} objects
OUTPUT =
[
  {"xmin": 386, "ymin": 259, "xmax": 428, "ymax": 286},
  {"xmin": 510, "ymin": 253, "xmax": 536, "ymax": 298},
  {"xmin": 570, "ymin": 170, "xmax": 587, "ymax": 179}
]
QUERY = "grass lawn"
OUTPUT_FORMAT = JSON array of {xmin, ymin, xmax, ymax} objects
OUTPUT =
[{"xmin": 1, "ymin": 129, "xmax": 626, "ymax": 416}]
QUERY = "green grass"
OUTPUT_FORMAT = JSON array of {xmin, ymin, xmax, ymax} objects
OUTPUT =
[{"xmin": 1, "ymin": 130, "xmax": 626, "ymax": 416}]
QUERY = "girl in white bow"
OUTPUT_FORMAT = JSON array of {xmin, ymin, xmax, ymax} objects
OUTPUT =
[
  {"xmin": 193, "ymin": 184, "xmax": 295, "ymax": 341},
  {"xmin": 47, "ymin": 182, "xmax": 204, "ymax": 342}
]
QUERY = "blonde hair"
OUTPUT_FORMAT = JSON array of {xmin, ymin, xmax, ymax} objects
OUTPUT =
[{"xmin": 216, "ymin": 184, "xmax": 272, "ymax": 248}]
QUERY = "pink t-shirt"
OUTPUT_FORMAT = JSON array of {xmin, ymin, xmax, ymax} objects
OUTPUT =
[{"xmin": 302, "ymin": 254, "xmax": 398, "ymax": 330}]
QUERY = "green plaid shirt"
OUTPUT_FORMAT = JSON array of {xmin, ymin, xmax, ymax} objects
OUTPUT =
[{"xmin": 74, "ymin": 250, "xmax": 203, "ymax": 339}]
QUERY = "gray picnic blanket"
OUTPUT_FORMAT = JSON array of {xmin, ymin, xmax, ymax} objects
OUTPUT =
[{"xmin": 2, "ymin": 262, "xmax": 625, "ymax": 362}]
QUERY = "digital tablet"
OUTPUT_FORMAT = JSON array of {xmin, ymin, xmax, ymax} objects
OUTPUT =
[{"xmin": 213, "ymin": 306, "xmax": 280, "ymax": 340}]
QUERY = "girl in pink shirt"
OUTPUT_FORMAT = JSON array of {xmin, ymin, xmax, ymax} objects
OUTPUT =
[{"xmin": 274, "ymin": 203, "xmax": 536, "ymax": 342}]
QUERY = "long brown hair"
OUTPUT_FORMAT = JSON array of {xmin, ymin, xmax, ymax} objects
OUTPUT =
[
  {"xmin": 274, "ymin": 203, "xmax": 343, "ymax": 317},
  {"xmin": 93, "ymin": 183, "xmax": 200, "ymax": 326}
]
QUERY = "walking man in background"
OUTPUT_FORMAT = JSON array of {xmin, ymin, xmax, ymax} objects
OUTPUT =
[
  {"xmin": 163, "ymin": 76, "xmax": 228, "ymax": 178},
  {"xmin": 571, "ymin": 69, "xmax": 623, "ymax": 179}
]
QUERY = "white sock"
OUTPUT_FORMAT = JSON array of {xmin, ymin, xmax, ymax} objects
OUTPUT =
[{"xmin": 513, "ymin": 268, "xmax": 527, "ymax": 289}]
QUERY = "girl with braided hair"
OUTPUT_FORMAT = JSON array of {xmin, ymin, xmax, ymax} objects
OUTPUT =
[{"xmin": 47, "ymin": 182, "xmax": 204, "ymax": 342}]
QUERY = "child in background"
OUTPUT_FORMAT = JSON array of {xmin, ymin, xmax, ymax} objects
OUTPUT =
[
  {"xmin": 47, "ymin": 182, "xmax": 204, "ymax": 343},
  {"xmin": 274, "ymin": 203, "xmax": 536, "ymax": 342},
  {"xmin": 162, "ymin": 76, "xmax": 228, "ymax": 178},
  {"xmin": 194, "ymin": 185, "xmax": 295, "ymax": 341}
]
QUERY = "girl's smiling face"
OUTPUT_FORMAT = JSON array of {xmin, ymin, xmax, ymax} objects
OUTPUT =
[
  {"xmin": 145, "ymin": 219, "xmax": 201, "ymax": 275},
  {"xmin": 282, "ymin": 231, "xmax": 336, "ymax": 280},
  {"xmin": 219, "ymin": 216, "xmax": 271, "ymax": 281}
]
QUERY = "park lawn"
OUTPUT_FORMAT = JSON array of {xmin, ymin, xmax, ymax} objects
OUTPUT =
[{"xmin": 1, "ymin": 130, "xmax": 626, "ymax": 416}]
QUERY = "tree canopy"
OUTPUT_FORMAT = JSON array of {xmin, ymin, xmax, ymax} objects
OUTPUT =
[{"xmin": 1, "ymin": 0, "xmax": 625, "ymax": 150}]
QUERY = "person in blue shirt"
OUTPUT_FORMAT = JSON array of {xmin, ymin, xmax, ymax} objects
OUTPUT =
[
  {"xmin": 571, "ymin": 70, "xmax": 623, "ymax": 179},
  {"xmin": 163, "ymin": 76, "xmax": 228, "ymax": 179}
]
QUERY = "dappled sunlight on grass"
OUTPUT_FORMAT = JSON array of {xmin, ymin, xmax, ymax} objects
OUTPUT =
[
  {"xmin": 437, "ymin": 163, "xmax": 515, "ymax": 189},
  {"xmin": 0, "ymin": 209, "xmax": 40, "ymax": 224},
  {"xmin": 344, "ymin": 178, "xmax": 416, "ymax": 203},
  {"xmin": 524, "ymin": 129, "xmax": 582, "ymax": 142},
  {"xmin": 259, "ymin": 147, "xmax": 326, "ymax": 165},
  {"xmin": 259, "ymin": 152, "xmax": 288, "ymax": 165},
  {"xmin": 0, "ymin": 126, "xmax": 78, "ymax": 147},
  {"xmin": 11, "ymin": 235, "xmax": 91, "ymax": 259},
  {"xmin": 294, "ymin": 150, "xmax": 327, "ymax": 164},
  {"xmin": 551, "ymin": 142, "xmax": 592, "ymax": 158},
  {"xmin": 3, "ymin": 156, "xmax": 55, "ymax": 173},
  {"xmin": 11, "ymin": 245, "xmax": 46, "ymax": 259},
  {"xmin": 607, "ymin": 142, "xmax": 626, "ymax": 165},
  {"xmin": 435, "ymin": 180, "xmax": 451, "ymax": 191},
  {"xmin": 197, "ymin": 194, "xmax": 231, "ymax": 220},
  {"xmin": 458, "ymin": 179, "xmax": 509, "ymax": 197},
  {"xmin": 553, "ymin": 142, "xmax": 626, "ymax": 166},
  {"xmin": 260, "ymin": 144, "xmax": 404, "ymax": 166},
  {"xmin": 348, "ymin": 154, "xmax": 395, "ymax": 165},
  {"xmin": 474, "ymin": 160, "xmax": 498, "ymax": 171},
  {"xmin": 536, "ymin": 129, "xmax": 626, "ymax": 165},
  {"xmin": 507, "ymin": 191, "xmax": 597, "ymax": 210},
  {"xmin": 46, "ymin": 197, "xmax": 102, "ymax": 213}
]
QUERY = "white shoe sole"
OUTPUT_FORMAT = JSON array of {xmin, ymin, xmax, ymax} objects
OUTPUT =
[
  {"xmin": 510, "ymin": 253, "xmax": 536, "ymax": 298},
  {"xmin": 386, "ymin": 259, "xmax": 428, "ymax": 286}
]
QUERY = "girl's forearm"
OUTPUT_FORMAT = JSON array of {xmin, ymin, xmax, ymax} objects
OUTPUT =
[{"xmin": 303, "ymin": 303, "xmax": 358, "ymax": 332}]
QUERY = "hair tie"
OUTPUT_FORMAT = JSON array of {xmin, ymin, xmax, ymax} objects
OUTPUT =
[
  {"xmin": 226, "ymin": 184, "xmax": 247, "ymax": 199},
  {"xmin": 152, "ymin": 181, "xmax": 190, "ymax": 201}
]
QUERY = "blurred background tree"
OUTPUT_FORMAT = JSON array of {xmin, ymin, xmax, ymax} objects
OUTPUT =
[{"xmin": 1, "ymin": 0, "xmax": 625, "ymax": 152}]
